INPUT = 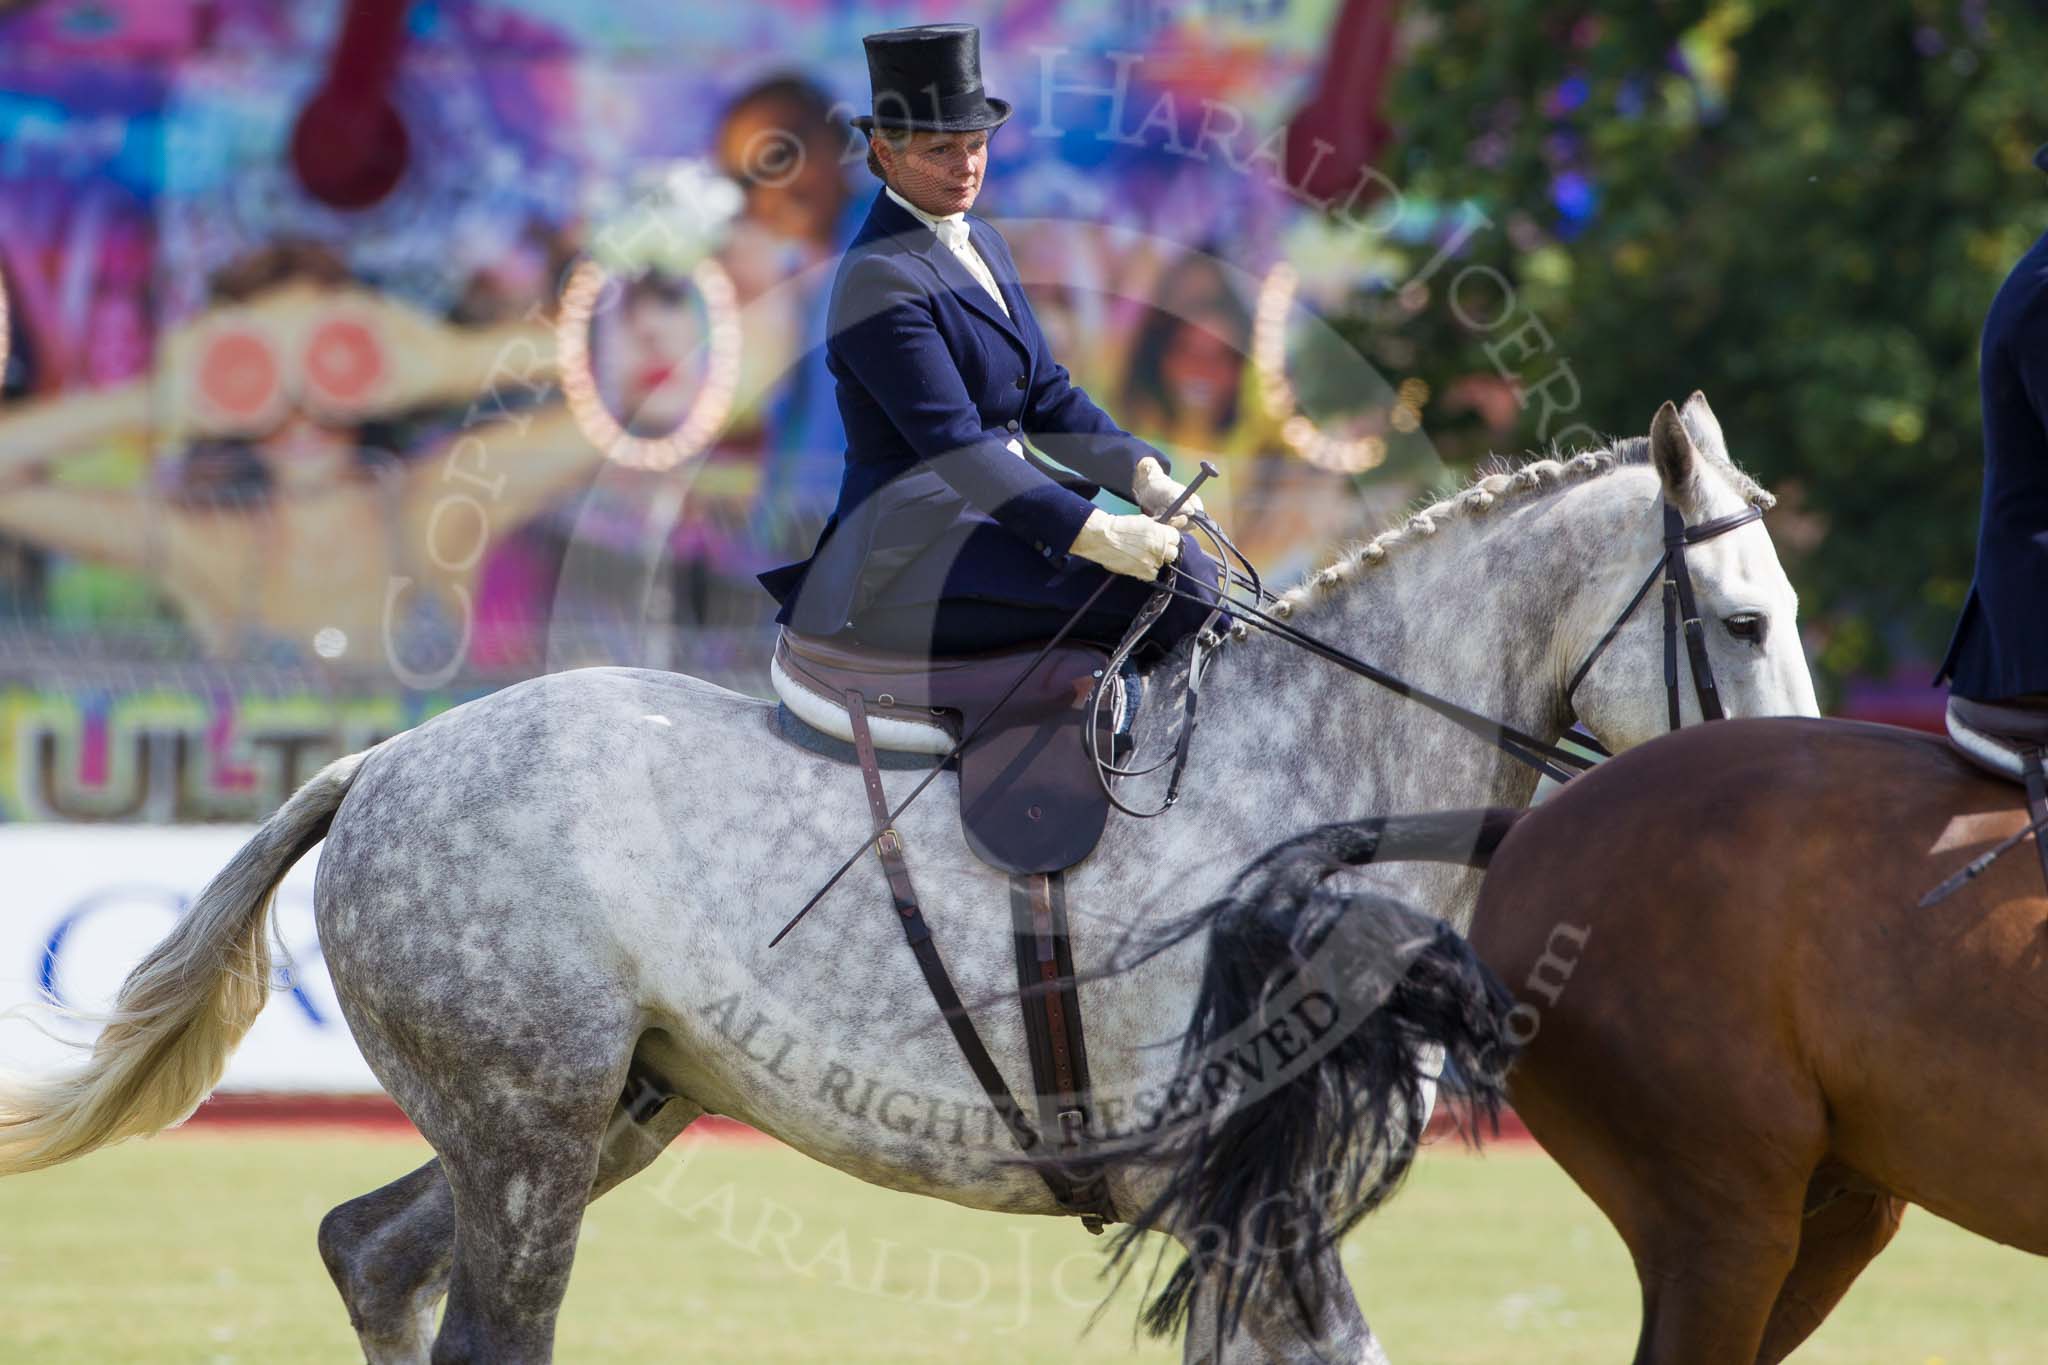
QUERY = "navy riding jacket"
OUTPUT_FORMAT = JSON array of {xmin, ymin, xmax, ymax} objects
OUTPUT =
[
  {"xmin": 1938, "ymin": 226, "xmax": 2048, "ymax": 700},
  {"xmin": 758, "ymin": 189, "xmax": 1170, "ymax": 636}
]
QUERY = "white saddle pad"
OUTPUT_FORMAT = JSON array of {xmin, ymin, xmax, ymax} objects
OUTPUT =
[
  {"xmin": 770, "ymin": 651, "xmax": 953, "ymax": 755},
  {"xmin": 1946, "ymin": 697, "xmax": 2029, "ymax": 783},
  {"xmin": 770, "ymin": 647, "xmax": 1129, "ymax": 757}
]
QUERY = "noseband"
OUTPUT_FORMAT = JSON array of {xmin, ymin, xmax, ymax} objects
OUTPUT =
[{"xmin": 1566, "ymin": 500, "xmax": 1767, "ymax": 733}]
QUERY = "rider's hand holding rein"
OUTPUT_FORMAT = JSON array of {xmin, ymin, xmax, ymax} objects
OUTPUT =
[
  {"xmin": 1132, "ymin": 456, "xmax": 1204, "ymax": 529},
  {"xmin": 1069, "ymin": 508, "xmax": 1182, "ymax": 580}
]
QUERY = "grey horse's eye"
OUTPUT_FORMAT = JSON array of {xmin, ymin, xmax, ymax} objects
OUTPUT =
[{"xmin": 1724, "ymin": 612, "xmax": 1766, "ymax": 644}]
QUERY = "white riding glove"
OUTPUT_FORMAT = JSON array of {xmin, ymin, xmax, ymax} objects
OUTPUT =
[
  {"xmin": 1132, "ymin": 456, "xmax": 1205, "ymax": 529},
  {"xmin": 1068, "ymin": 508, "xmax": 1182, "ymax": 581}
]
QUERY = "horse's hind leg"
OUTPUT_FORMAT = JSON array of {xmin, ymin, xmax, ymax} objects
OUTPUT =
[
  {"xmin": 1515, "ymin": 1082, "xmax": 1818, "ymax": 1365},
  {"xmin": 418, "ymin": 1080, "xmax": 612, "ymax": 1364},
  {"xmin": 320, "ymin": 1085, "xmax": 701, "ymax": 1364},
  {"xmin": 1178, "ymin": 1245, "xmax": 1391, "ymax": 1364},
  {"xmin": 1629, "ymin": 1215, "xmax": 1800, "ymax": 1365},
  {"xmin": 320, "ymin": 1158, "xmax": 455, "ymax": 1365},
  {"xmin": 1753, "ymin": 1176, "xmax": 1906, "ymax": 1365}
]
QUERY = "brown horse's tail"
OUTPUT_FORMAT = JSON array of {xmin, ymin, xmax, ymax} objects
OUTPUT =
[{"xmin": 0, "ymin": 751, "xmax": 370, "ymax": 1176}]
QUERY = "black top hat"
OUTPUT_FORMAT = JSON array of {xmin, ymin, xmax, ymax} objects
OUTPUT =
[{"xmin": 851, "ymin": 24, "xmax": 1012, "ymax": 134}]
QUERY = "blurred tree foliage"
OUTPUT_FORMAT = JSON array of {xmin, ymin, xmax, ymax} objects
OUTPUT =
[{"xmin": 1353, "ymin": 0, "xmax": 2048, "ymax": 689}]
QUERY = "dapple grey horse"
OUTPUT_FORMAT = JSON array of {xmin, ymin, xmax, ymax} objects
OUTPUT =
[{"xmin": 0, "ymin": 395, "xmax": 1816, "ymax": 1362}]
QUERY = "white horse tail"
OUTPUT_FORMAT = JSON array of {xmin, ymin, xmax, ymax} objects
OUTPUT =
[{"xmin": 0, "ymin": 749, "xmax": 372, "ymax": 1176}]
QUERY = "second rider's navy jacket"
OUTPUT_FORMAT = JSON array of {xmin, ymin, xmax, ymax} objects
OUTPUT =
[
  {"xmin": 758, "ymin": 189, "xmax": 1168, "ymax": 636},
  {"xmin": 1939, "ymin": 226, "xmax": 2048, "ymax": 700}
]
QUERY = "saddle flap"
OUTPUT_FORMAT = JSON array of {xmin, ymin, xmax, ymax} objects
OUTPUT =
[
  {"xmin": 778, "ymin": 628, "xmax": 1118, "ymax": 873},
  {"xmin": 950, "ymin": 655, "xmax": 1114, "ymax": 875}
]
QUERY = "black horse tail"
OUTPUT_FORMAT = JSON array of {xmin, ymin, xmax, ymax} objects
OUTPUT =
[{"xmin": 1094, "ymin": 808, "xmax": 1526, "ymax": 1342}]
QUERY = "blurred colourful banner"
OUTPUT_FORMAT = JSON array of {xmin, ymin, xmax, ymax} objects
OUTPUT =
[{"xmin": 0, "ymin": 0, "xmax": 1430, "ymax": 821}]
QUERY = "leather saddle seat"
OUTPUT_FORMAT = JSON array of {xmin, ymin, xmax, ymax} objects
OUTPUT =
[
  {"xmin": 1945, "ymin": 696, "xmax": 2048, "ymax": 783},
  {"xmin": 772, "ymin": 628, "xmax": 1120, "ymax": 874}
]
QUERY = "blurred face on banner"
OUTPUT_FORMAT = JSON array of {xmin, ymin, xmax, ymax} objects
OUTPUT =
[
  {"xmin": 716, "ymin": 94, "xmax": 849, "ymax": 249},
  {"xmin": 1136, "ymin": 256, "xmax": 1250, "ymax": 435},
  {"xmin": 184, "ymin": 287, "xmax": 384, "ymax": 492},
  {"xmin": 1162, "ymin": 311, "xmax": 1244, "ymax": 428},
  {"xmin": 874, "ymin": 128, "xmax": 990, "ymax": 217},
  {"xmin": 611, "ymin": 276, "xmax": 709, "ymax": 432}
]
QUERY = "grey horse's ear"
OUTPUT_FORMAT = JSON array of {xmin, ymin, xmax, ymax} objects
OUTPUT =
[
  {"xmin": 1650, "ymin": 400, "xmax": 1703, "ymax": 512},
  {"xmin": 1679, "ymin": 390, "xmax": 1729, "ymax": 463}
]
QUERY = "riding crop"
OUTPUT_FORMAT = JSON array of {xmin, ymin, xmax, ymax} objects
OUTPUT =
[{"xmin": 767, "ymin": 461, "xmax": 1220, "ymax": 947}]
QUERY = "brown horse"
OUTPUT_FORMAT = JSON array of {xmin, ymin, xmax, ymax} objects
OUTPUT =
[{"xmin": 1109, "ymin": 716, "xmax": 2048, "ymax": 1363}]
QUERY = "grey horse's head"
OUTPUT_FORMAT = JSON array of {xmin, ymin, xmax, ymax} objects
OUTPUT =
[{"xmin": 1565, "ymin": 392, "xmax": 1819, "ymax": 751}]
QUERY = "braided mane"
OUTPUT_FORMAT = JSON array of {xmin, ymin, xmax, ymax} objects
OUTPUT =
[{"xmin": 1271, "ymin": 433, "xmax": 1773, "ymax": 621}]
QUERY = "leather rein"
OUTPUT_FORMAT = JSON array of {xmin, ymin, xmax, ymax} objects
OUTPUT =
[{"xmin": 1113, "ymin": 496, "xmax": 1769, "ymax": 801}]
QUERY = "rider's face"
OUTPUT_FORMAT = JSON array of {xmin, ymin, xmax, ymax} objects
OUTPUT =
[{"xmin": 882, "ymin": 130, "xmax": 990, "ymax": 217}]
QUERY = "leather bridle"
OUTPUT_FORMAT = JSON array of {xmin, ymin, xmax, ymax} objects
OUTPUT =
[
  {"xmin": 1123, "ymin": 495, "xmax": 1771, "ymax": 790},
  {"xmin": 1564, "ymin": 500, "xmax": 1767, "ymax": 736}
]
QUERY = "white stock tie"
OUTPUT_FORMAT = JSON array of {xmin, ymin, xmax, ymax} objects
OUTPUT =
[
  {"xmin": 886, "ymin": 186, "xmax": 1012, "ymax": 318},
  {"xmin": 944, "ymin": 223, "xmax": 1010, "ymax": 318},
  {"xmin": 884, "ymin": 188, "xmax": 1022, "ymax": 456}
]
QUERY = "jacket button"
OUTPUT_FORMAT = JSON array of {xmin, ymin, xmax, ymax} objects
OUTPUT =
[
  {"xmin": 1014, "ymin": 376, "xmax": 1027, "ymax": 390},
  {"xmin": 1006, "ymin": 418, "xmax": 1021, "ymax": 432}
]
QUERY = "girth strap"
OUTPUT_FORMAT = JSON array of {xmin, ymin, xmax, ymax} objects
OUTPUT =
[
  {"xmin": 2025, "ymin": 749, "xmax": 2048, "ymax": 894},
  {"xmin": 1010, "ymin": 871, "xmax": 1115, "ymax": 1233},
  {"xmin": 841, "ymin": 689, "xmax": 1113, "ymax": 1229}
]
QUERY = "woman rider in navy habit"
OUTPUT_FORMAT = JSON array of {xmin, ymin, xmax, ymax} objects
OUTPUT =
[
  {"xmin": 1936, "ymin": 142, "xmax": 2048, "ymax": 732},
  {"xmin": 758, "ymin": 23, "xmax": 1227, "ymax": 658}
]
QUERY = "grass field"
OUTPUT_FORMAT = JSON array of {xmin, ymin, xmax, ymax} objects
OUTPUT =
[{"xmin": 0, "ymin": 1129, "xmax": 2039, "ymax": 1363}]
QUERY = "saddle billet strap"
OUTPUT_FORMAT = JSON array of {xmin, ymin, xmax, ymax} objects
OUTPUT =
[
  {"xmin": 1010, "ymin": 873, "xmax": 1115, "ymax": 1233},
  {"xmin": 841, "ymin": 689, "xmax": 1110, "ymax": 1226},
  {"xmin": 2026, "ymin": 750, "xmax": 2048, "ymax": 894}
]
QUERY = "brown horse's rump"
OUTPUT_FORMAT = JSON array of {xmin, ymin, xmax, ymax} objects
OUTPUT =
[{"xmin": 1469, "ymin": 717, "xmax": 2048, "ymax": 1364}]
